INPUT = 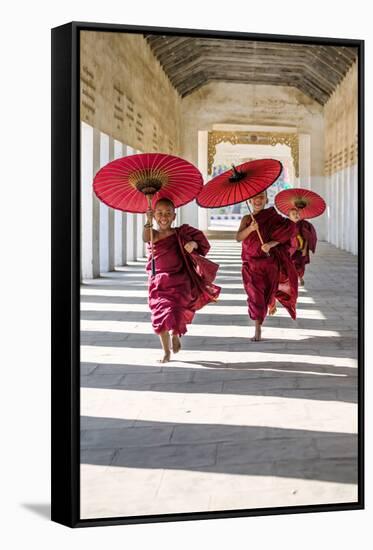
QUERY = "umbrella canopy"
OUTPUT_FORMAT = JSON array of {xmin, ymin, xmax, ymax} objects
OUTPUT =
[
  {"xmin": 93, "ymin": 153, "xmax": 203, "ymax": 213},
  {"xmin": 275, "ymin": 188, "xmax": 326, "ymax": 219},
  {"xmin": 196, "ymin": 159, "xmax": 283, "ymax": 208}
]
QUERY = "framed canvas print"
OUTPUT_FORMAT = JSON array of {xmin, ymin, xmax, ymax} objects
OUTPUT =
[{"xmin": 51, "ymin": 21, "xmax": 364, "ymax": 527}]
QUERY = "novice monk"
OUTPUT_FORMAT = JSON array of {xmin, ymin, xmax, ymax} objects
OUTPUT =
[
  {"xmin": 236, "ymin": 191, "xmax": 298, "ymax": 341},
  {"xmin": 288, "ymin": 208, "xmax": 317, "ymax": 286},
  {"xmin": 143, "ymin": 198, "xmax": 221, "ymax": 362}
]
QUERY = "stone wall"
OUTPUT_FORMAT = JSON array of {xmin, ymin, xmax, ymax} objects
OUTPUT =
[
  {"xmin": 324, "ymin": 63, "xmax": 358, "ymax": 254},
  {"xmin": 80, "ymin": 31, "xmax": 181, "ymax": 155},
  {"xmin": 180, "ymin": 81, "xmax": 324, "ymax": 169}
]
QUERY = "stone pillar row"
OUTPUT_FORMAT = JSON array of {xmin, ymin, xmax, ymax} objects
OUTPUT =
[
  {"xmin": 325, "ymin": 166, "xmax": 358, "ymax": 256},
  {"xmin": 81, "ymin": 122, "xmax": 146, "ymax": 280}
]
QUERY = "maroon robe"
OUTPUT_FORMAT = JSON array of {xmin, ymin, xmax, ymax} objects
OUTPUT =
[
  {"xmin": 290, "ymin": 220, "xmax": 317, "ymax": 279},
  {"xmin": 146, "ymin": 224, "xmax": 221, "ymax": 336},
  {"xmin": 241, "ymin": 207, "xmax": 298, "ymax": 323}
]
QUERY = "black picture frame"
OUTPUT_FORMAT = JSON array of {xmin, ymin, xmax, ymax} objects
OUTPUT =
[{"xmin": 51, "ymin": 21, "xmax": 364, "ymax": 528}]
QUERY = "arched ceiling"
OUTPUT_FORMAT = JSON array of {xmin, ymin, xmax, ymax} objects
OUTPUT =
[{"xmin": 144, "ymin": 35, "xmax": 357, "ymax": 104}]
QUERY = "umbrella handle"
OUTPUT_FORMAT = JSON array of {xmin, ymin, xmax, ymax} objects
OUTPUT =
[
  {"xmin": 246, "ymin": 200, "xmax": 270, "ymax": 257},
  {"xmin": 146, "ymin": 195, "xmax": 156, "ymax": 276}
]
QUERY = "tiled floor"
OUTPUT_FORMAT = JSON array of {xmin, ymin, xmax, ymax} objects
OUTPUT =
[{"xmin": 80, "ymin": 240, "xmax": 358, "ymax": 519}]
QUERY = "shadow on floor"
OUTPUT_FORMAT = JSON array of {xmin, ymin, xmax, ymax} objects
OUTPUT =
[{"xmin": 80, "ymin": 416, "xmax": 358, "ymax": 485}]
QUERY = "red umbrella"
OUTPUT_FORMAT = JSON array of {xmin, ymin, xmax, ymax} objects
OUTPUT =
[
  {"xmin": 93, "ymin": 153, "xmax": 203, "ymax": 213},
  {"xmin": 93, "ymin": 153, "xmax": 203, "ymax": 274},
  {"xmin": 197, "ymin": 159, "xmax": 283, "ymax": 249},
  {"xmin": 275, "ymin": 188, "xmax": 326, "ymax": 219}
]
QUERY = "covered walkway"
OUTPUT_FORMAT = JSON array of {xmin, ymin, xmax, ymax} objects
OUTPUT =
[{"xmin": 80, "ymin": 240, "xmax": 358, "ymax": 519}]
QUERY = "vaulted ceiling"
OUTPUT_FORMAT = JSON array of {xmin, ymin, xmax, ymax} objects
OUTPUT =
[{"xmin": 144, "ymin": 35, "xmax": 357, "ymax": 105}]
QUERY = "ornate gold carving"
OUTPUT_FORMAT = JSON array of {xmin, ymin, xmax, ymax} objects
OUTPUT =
[{"xmin": 208, "ymin": 131, "xmax": 299, "ymax": 177}]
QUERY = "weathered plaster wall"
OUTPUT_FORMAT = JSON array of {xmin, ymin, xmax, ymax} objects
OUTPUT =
[
  {"xmin": 180, "ymin": 82, "xmax": 324, "ymax": 172},
  {"xmin": 80, "ymin": 31, "xmax": 182, "ymax": 155},
  {"xmin": 325, "ymin": 63, "xmax": 358, "ymax": 177},
  {"xmin": 324, "ymin": 63, "xmax": 358, "ymax": 254}
]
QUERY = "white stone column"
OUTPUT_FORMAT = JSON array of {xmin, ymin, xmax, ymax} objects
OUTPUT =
[
  {"xmin": 298, "ymin": 133, "xmax": 311, "ymax": 188},
  {"xmin": 343, "ymin": 166, "xmax": 352, "ymax": 252},
  {"xmin": 334, "ymin": 175, "xmax": 339, "ymax": 247},
  {"xmin": 120, "ymin": 145, "xmax": 130, "ymax": 265},
  {"xmin": 352, "ymin": 164, "xmax": 358, "ymax": 255},
  {"xmin": 81, "ymin": 122, "xmax": 93, "ymax": 280},
  {"xmin": 299, "ymin": 131, "xmax": 325, "ymax": 240},
  {"xmin": 92, "ymin": 128, "xmax": 101, "ymax": 277},
  {"xmin": 136, "ymin": 212, "xmax": 144, "ymax": 259},
  {"xmin": 135, "ymin": 149, "xmax": 146, "ymax": 259},
  {"xmin": 341, "ymin": 168, "xmax": 347, "ymax": 251},
  {"xmin": 121, "ymin": 214, "xmax": 128, "ymax": 264},
  {"xmin": 309, "ymin": 175, "xmax": 326, "ymax": 242},
  {"xmin": 175, "ymin": 206, "xmax": 182, "ymax": 227},
  {"xmin": 334, "ymin": 174, "xmax": 339, "ymax": 248},
  {"xmin": 132, "ymin": 213, "xmax": 138, "ymax": 261},
  {"xmin": 125, "ymin": 214, "xmax": 134, "ymax": 261},
  {"xmin": 325, "ymin": 178, "xmax": 331, "ymax": 244},
  {"xmin": 125, "ymin": 146, "xmax": 136, "ymax": 261},
  {"xmin": 99, "ymin": 133, "xmax": 110, "ymax": 273},
  {"xmin": 338, "ymin": 171, "xmax": 343, "ymax": 249},
  {"xmin": 108, "ymin": 138, "xmax": 115, "ymax": 271},
  {"xmin": 344, "ymin": 167, "xmax": 351, "ymax": 253},
  {"xmin": 180, "ymin": 202, "xmax": 199, "ymax": 228},
  {"xmin": 197, "ymin": 130, "xmax": 209, "ymax": 231},
  {"xmin": 329, "ymin": 176, "xmax": 334, "ymax": 246},
  {"xmin": 114, "ymin": 140, "xmax": 124, "ymax": 266},
  {"xmin": 327, "ymin": 175, "xmax": 333, "ymax": 246}
]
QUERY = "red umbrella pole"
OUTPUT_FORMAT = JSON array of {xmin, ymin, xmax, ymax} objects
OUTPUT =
[{"xmin": 146, "ymin": 195, "xmax": 156, "ymax": 276}]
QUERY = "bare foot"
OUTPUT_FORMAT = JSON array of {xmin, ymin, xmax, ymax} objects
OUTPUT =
[
  {"xmin": 251, "ymin": 322, "xmax": 262, "ymax": 341},
  {"xmin": 158, "ymin": 331, "xmax": 171, "ymax": 363},
  {"xmin": 172, "ymin": 335, "xmax": 181, "ymax": 353},
  {"xmin": 158, "ymin": 351, "xmax": 171, "ymax": 363}
]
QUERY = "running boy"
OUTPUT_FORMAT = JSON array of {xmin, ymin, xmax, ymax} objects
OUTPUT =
[
  {"xmin": 143, "ymin": 198, "xmax": 220, "ymax": 362},
  {"xmin": 236, "ymin": 191, "xmax": 298, "ymax": 341}
]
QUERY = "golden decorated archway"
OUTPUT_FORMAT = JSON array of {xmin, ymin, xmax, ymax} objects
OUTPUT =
[{"xmin": 208, "ymin": 130, "xmax": 299, "ymax": 177}]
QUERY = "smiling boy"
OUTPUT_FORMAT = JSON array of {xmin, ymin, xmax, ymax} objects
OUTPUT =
[
  {"xmin": 288, "ymin": 207, "xmax": 318, "ymax": 287},
  {"xmin": 236, "ymin": 191, "xmax": 298, "ymax": 341},
  {"xmin": 143, "ymin": 198, "xmax": 220, "ymax": 362}
]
